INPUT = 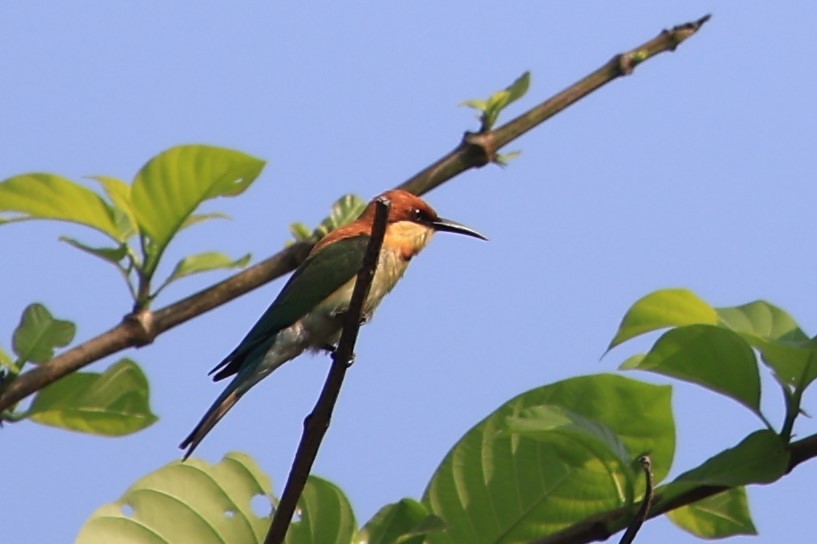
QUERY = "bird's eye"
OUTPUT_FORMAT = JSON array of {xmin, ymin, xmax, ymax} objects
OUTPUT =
[{"xmin": 412, "ymin": 208, "xmax": 424, "ymax": 221}]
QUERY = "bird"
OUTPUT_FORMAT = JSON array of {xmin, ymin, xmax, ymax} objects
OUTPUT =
[{"xmin": 180, "ymin": 189, "xmax": 487, "ymax": 458}]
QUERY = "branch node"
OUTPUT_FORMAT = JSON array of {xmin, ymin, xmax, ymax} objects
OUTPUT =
[
  {"xmin": 124, "ymin": 309, "xmax": 156, "ymax": 346},
  {"xmin": 462, "ymin": 131, "xmax": 495, "ymax": 167}
]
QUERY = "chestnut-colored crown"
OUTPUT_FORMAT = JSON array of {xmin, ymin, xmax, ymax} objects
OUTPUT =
[
  {"xmin": 359, "ymin": 190, "xmax": 438, "ymax": 224},
  {"xmin": 313, "ymin": 190, "xmax": 437, "ymax": 252}
]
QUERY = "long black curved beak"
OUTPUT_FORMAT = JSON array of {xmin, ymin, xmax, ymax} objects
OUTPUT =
[{"xmin": 431, "ymin": 217, "xmax": 488, "ymax": 240}]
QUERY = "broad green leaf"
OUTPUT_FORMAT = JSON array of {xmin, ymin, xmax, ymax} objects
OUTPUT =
[
  {"xmin": 180, "ymin": 212, "xmax": 231, "ymax": 230},
  {"xmin": 668, "ymin": 487, "xmax": 757, "ymax": 539},
  {"xmin": 0, "ymin": 173, "xmax": 120, "ymax": 239},
  {"xmin": 130, "ymin": 145, "xmax": 265, "ymax": 275},
  {"xmin": 751, "ymin": 338, "xmax": 817, "ymax": 389},
  {"xmin": 608, "ymin": 288, "xmax": 718, "ymax": 351},
  {"xmin": 27, "ymin": 359, "xmax": 157, "ymax": 435},
  {"xmin": 77, "ymin": 452, "xmax": 273, "ymax": 544},
  {"xmin": 356, "ymin": 499, "xmax": 444, "ymax": 544},
  {"xmin": 655, "ymin": 430, "xmax": 789, "ymax": 510},
  {"xmin": 162, "ymin": 252, "xmax": 252, "ymax": 288},
  {"xmin": 60, "ymin": 236, "xmax": 129, "ymax": 265},
  {"xmin": 506, "ymin": 404, "xmax": 634, "ymax": 477},
  {"xmin": 91, "ymin": 175, "xmax": 138, "ymax": 240},
  {"xmin": 286, "ymin": 476, "xmax": 357, "ymax": 544},
  {"xmin": 12, "ymin": 303, "xmax": 76, "ymax": 364},
  {"xmin": 718, "ymin": 300, "xmax": 817, "ymax": 389},
  {"xmin": 423, "ymin": 375, "xmax": 674, "ymax": 543},
  {"xmin": 717, "ymin": 300, "xmax": 807, "ymax": 342},
  {"xmin": 621, "ymin": 325, "xmax": 761, "ymax": 414}
]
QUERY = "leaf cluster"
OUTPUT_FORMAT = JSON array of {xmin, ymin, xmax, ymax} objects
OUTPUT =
[
  {"xmin": 70, "ymin": 288, "xmax": 816, "ymax": 542},
  {"xmin": 0, "ymin": 145, "xmax": 265, "ymax": 309}
]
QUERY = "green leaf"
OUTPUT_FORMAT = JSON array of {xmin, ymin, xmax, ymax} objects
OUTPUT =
[
  {"xmin": 0, "ymin": 346, "xmax": 13, "ymax": 369},
  {"xmin": 91, "ymin": 175, "xmax": 138, "ymax": 240},
  {"xmin": 357, "ymin": 499, "xmax": 444, "ymax": 544},
  {"xmin": 655, "ymin": 430, "xmax": 789, "ymax": 511},
  {"xmin": 717, "ymin": 300, "xmax": 808, "ymax": 342},
  {"xmin": 286, "ymin": 476, "xmax": 357, "ymax": 544},
  {"xmin": 506, "ymin": 404, "xmax": 634, "ymax": 472},
  {"xmin": 495, "ymin": 150, "xmax": 522, "ymax": 166},
  {"xmin": 667, "ymin": 487, "xmax": 757, "ymax": 539},
  {"xmin": 180, "ymin": 212, "xmax": 231, "ymax": 230},
  {"xmin": 289, "ymin": 222, "xmax": 314, "ymax": 244},
  {"xmin": 608, "ymin": 288, "xmax": 718, "ymax": 351},
  {"xmin": 752, "ymin": 338, "xmax": 817, "ymax": 390},
  {"xmin": 462, "ymin": 71, "xmax": 531, "ymax": 131},
  {"xmin": 60, "ymin": 236, "xmax": 129, "ymax": 265},
  {"xmin": 12, "ymin": 303, "xmax": 76, "ymax": 364},
  {"xmin": 422, "ymin": 375, "xmax": 674, "ymax": 543},
  {"xmin": 76, "ymin": 452, "xmax": 273, "ymax": 543},
  {"xmin": 130, "ymin": 145, "xmax": 266, "ymax": 276},
  {"xmin": 27, "ymin": 359, "xmax": 157, "ymax": 436},
  {"xmin": 621, "ymin": 325, "xmax": 761, "ymax": 414},
  {"xmin": 312, "ymin": 194, "xmax": 367, "ymax": 240},
  {"xmin": 0, "ymin": 173, "xmax": 121, "ymax": 239},
  {"xmin": 162, "ymin": 252, "xmax": 252, "ymax": 288},
  {"xmin": 717, "ymin": 300, "xmax": 817, "ymax": 389}
]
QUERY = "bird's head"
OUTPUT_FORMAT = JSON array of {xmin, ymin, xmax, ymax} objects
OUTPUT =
[
  {"xmin": 313, "ymin": 190, "xmax": 486, "ymax": 257},
  {"xmin": 375, "ymin": 189, "xmax": 488, "ymax": 241}
]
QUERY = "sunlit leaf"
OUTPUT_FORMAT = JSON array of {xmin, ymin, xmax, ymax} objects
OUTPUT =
[
  {"xmin": 655, "ymin": 430, "xmax": 789, "ymax": 511},
  {"xmin": 12, "ymin": 303, "xmax": 76, "ymax": 364},
  {"xmin": 286, "ymin": 476, "xmax": 357, "ymax": 544},
  {"xmin": 0, "ymin": 173, "xmax": 120, "ymax": 239},
  {"xmin": 751, "ymin": 338, "xmax": 817, "ymax": 390},
  {"xmin": 506, "ymin": 405, "xmax": 635, "ymax": 477},
  {"xmin": 26, "ymin": 359, "xmax": 157, "ymax": 436},
  {"xmin": 621, "ymin": 325, "xmax": 761, "ymax": 414},
  {"xmin": 608, "ymin": 288, "xmax": 718, "ymax": 351},
  {"xmin": 162, "ymin": 251, "xmax": 252, "ymax": 289},
  {"xmin": 718, "ymin": 300, "xmax": 817, "ymax": 389},
  {"xmin": 312, "ymin": 194, "xmax": 367, "ymax": 240},
  {"xmin": 357, "ymin": 499, "xmax": 444, "ymax": 544},
  {"xmin": 91, "ymin": 175, "xmax": 138, "ymax": 240},
  {"xmin": 130, "ymin": 145, "xmax": 265, "ymax": 276},
  {"xmin": 180, "ymin": 212, "xmax": 231, "ymax": 231},
  {"xmin": 668, "ymin": 487, "xmax": 757, "ymax": 539},
  {"xmin": 76, "ymin": 452, "xmax": 273, "ymax": 543},
  {"xmin": 462, "ymin": 71, "xmax": 531, "ymax": 131},
  {"xmin": 60, "ymin": 236, "xmax": 128, "ymax": 265},
  {"xmin": 423, "ymin": 375, "xmax": 674, "ymax": 543},
  {"xmin": 717, "ymin": 300, "xmax": 807, "ymax": 342},
  {"xmin": 289, "ymin": 221, "xmax": 314, "ymax": 244}
]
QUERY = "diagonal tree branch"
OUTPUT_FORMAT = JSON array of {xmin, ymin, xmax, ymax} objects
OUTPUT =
[
  {"xmin": 264, "ymin": 197, "xmax": 391, "ymax": 544},
  {"xmin": 532, "ymin": 432, "xmax": 817, "ymax": 544},
  {"xmin": 0, "ymin": 14, "xmax": 710, "ymax": 413}
]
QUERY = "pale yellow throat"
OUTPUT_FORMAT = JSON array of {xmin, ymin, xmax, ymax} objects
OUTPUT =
[{"xmin": 383, "ymin": 220, "xmax": 435, "ymax": 261}]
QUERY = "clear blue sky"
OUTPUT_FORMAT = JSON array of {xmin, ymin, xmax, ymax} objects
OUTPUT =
[{"xmin": 2, "ymin": 2, "xmax": 816, "ymax": 542}]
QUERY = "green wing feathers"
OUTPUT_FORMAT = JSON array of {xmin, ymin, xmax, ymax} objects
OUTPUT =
[{"xmin": 208, "ymin": 235, "xmax": 370, "ymax": 380}]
